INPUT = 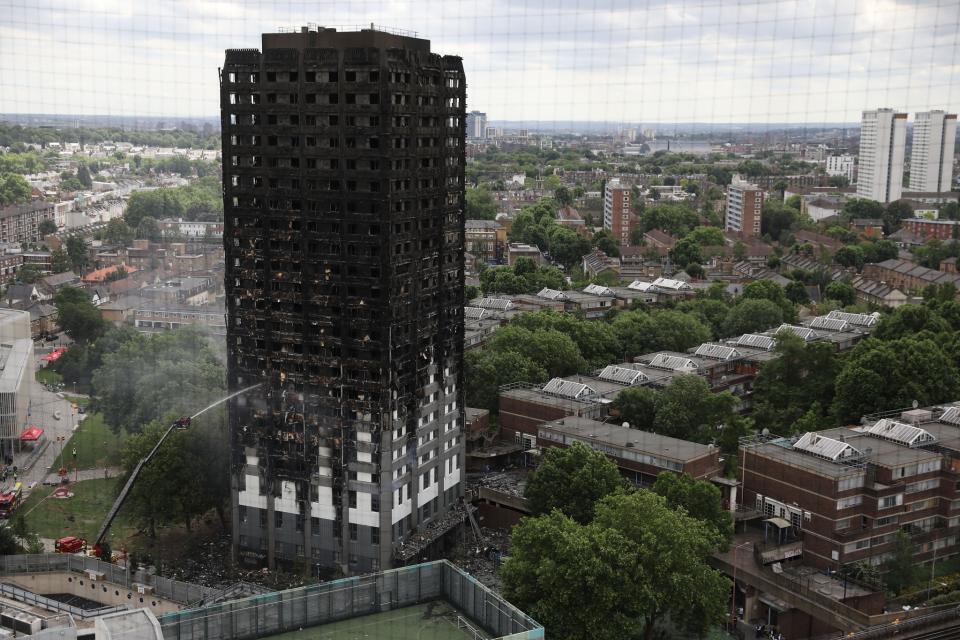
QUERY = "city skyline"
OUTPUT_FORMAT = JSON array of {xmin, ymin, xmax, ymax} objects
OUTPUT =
[{"xmin": 1, "ymin": 0, "xmax": 958, "ymax": 123}]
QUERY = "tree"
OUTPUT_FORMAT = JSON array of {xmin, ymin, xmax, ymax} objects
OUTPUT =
[
  {"xmin": 50, "ymin": 248, "xmax": 71, "ymax": 273},
  {"xmin": 828, "ymin": 175, "xmax": 850, "ymax": 187},
  {"xmin": 464, "ymin": 349, "xmax": 548, "ymax": 413},
  {"xmin": 653, "ymin": 374, "xmax": 736, "ymax": 443},
  {"xmin": 119, "ymin": 413, "xmax": 228, "ymax": 536},
  {"xmin": 884, "ymin": 531, "xmax": 922, "ymax": 595},
  {"xmin": 743, "ymin": 279, "xmax": 795, "ymax": 320},
  {"xmin": 612, "ymin": 386, "xmax": 659, "ymax": 430},
  {"xmin": 841, "ymin": 198, "xmax": 885, "ymax": 223},
  {"xmin": 785, "ymin": 281, "xmax": 810, "ymax": 305},
  {"xmin": 883, "ymin": 200, "xmax": 914, "ymax": 234},
  {"xmin": 136, "ymin": 216, "xmax": 161, "ymax": 242},
  {"xmin": 685, "ymin": 225, "xmax": 725, "ymax": 247},
  {"xmin": 14, "ymin": 264, "xmax": 42, "ymax": 284},
  {"xmin": 65, "ymin": 236, "xmax": 89, "ymax": 273},
  {"xmin": 824, "ymin": 281, "xmax": 857, "ymax": 307},
  {"xmin": 488, "ymin": 325, "xmax": 586, "ymax": 378},
  {"xmin": 751, "ymin": 334, "xmax": 839, "ymax": 432},
  {"xmin": 104, "ymin": 265, "xmax": 128, "ymax": 282},
  {"xmin": 652, "ymin": 472, "xmax": 734, "ymax": 550},
  {"xmin": 722, "ymin": 298, "xmax": 784, "ymax": 337},
  {"xmin": 610, "ymin": 309, "xmax": 712, "ymax": 359},
  {"xmin": 511, "ymin": 310, "xmax": 619, "ymax": 368},
  {"xmin": 873, "ymin": 304, "xmax": 950, "ymax": 341},
  {"xmin": 0, "ymin": 173, "xmax": 32, "ymax": 206},
  {"xmin": 669, "ymin": 237, "xmax": 703, "ymax": 268},
  {"xmin": 554, "ymin": 186, "xmax": 573, "ymax": 207},
  {"xmin": 92, "ymin": 329, "xmax": 226, "ymax": 433},
  {"xmin": 642, "ymin": 203, "xmax": 700, "ymax": 235},
  {"xmin": 834, "ymin": 245, "xmax": 865, "ymax": 270},
  {"xmin": 592, "ymin": 229, "xmax": 619, "ymax": 257},
  {"xmin": 38, "ymin": 219, "xmax": 57, "ymax": 236},
  {"xmin": 592, "ymin": 492, "xmax": 729, "ymax": 639},
  {"xmin": 548, "ymin": 226, "xmax": 592, "ymax": 270},
  {"xmin": 524, "ymin": 441, "xmax": 623, "ymax": 524},
  {"xmin": 77, "ymin": 164, "xmax": 93, "ymax": 188},
  {"xmin": 833, "ymin": 336, "xmax": 959, "ymax": 421},
  {"xmin": 465, "ymin": 187, "xmax": 498, "ymax": 220},
  {"xmin": 500, "ymin": 511, "xmax": 635, "ymax": 639},
  {"xmin": 54, "ymin": 286, "xmax": 108, "ymax": 344},
  {"xmin": 103, "ymin": 218, "xmax": 134, "ymax": 246},
  {"xmin": 760, "ymin": 200, "xmax": 798, "ymax": 241}
]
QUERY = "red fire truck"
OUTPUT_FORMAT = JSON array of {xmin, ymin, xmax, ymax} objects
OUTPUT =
[{"xmin": 0, "ymin": 482, "xmax": 22, "ymax": 518}]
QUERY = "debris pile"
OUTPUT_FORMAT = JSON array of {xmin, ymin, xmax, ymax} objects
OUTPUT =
[{"xmin": 394, "ymin": 501, "xmax": 472, "ymax": 562}]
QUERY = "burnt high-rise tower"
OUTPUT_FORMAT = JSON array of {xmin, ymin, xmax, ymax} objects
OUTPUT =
[{"xmin": 220, "ymin": 27, "xmax": 466, "ymax": 573}]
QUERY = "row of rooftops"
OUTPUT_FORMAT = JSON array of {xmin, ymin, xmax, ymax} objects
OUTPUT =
[
  {"xmin": 745, "ymin": 405, "xmax": 960, "ymax": 479},
  {"xmin": 505, "ymin": 309, "xmax": 880, "ymax": 406}
]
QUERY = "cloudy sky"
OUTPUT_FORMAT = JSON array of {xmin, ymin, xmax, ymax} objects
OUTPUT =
[{"xmin": 0, "ymin": 0, "xmax": 958, "ymax": 125}]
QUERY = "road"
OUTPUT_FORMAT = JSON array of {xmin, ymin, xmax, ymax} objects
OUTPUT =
[{"xmin": 2, "ymin": 342, "xmax": 86, "ymax": 495}]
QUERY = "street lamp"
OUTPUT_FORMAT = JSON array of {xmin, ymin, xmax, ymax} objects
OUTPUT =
[{"xmin": 730, "ymin": 540, "xmax": 753, "ymax": 630}]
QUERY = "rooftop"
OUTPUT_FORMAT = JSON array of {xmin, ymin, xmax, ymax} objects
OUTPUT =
[{"xmin": 539, "ymin": 416, "xmax": 716, "ymax": 463}]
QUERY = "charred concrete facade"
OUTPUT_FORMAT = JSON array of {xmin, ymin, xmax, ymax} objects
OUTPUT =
[{"xmin": 220, "ymin": 27, "xmax": 467, "ymax": 574}]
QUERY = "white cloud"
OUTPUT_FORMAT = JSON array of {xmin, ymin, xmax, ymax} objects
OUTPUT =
[{"xmin": 0, "ymin": 0, "xmax": 957, "ymax": 122}]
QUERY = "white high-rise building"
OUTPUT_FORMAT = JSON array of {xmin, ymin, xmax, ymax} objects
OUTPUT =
[
  {"xmin": 857, "ymin": 108, "xmax": 907, "ymax": 203},
  {"xmin": 826, "ymin": 155, "xmax": 856, "ymax": 183},
  {"xmin": 909, "ymin": 110, "xmax": 957, "ymax": 192},
  {"xmin": 466, "ymin": 111, "xmax": 487, "ymax": 139}
]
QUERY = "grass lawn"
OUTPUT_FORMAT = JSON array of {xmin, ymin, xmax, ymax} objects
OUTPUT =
[
  {"xmin": 35, "ymin": 368, "xmax": 62, "ymax": 385},
  {"xmin": 20, "ymin": 477, "xmax": 136, "ymax": 545},
  {"xmin": 52, "ymin": 413, "xmax": 124, "ymax": 471}
]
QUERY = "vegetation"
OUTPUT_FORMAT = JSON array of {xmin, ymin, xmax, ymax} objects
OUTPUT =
[
  {"xmin": 502, "ymin": 491, "xmax": 729, "ymax": 640},
  {"xmin": 54, "ymin": 286, "xmax": 109, "ymax": 344},
  {"xmin": 479, "ymin": 257, "xmax": 566, "ymax": 295},
  {"xmin": 524, "ymin": 441, "xmax": 624, "ymax": 524},
  {"xmin": 0, "ymin": 173, "xmax": 32, "ymax": 207},
  {"xmin": 652, "ymin": 471, "xmax": 734, "ymax": 550},
  {"xmin": 92, "ymin": 329, "xmax": 225, "ymax": 434},
  {"xmin": 123, "ymin": 175, "xmax": 222, "ymax": 227}
]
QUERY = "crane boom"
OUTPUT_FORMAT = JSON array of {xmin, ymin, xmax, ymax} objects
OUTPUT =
[{"xmin": 92, "ymin": 384, "xmax": 261, "ymax": 550}]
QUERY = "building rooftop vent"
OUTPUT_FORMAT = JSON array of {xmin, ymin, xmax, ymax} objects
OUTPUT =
[
  {"xmin": 648, "ymin": 353, "xmax": 699, "ymax": 371},
  {"xmin": 940, "ymin": 406, "xmax": 960, "ymax": 426},
  {"xmin": 775, "ymin": 324, "xmax": 819, "ymax": 341},
  {"xmin": 598, "ymin": 365, "xmax": 648, "ymax": 386},
  {"xmin": 864, "ymin": 418, "xmax": 937, "ymax": 448},
  {"xmin": 809, "ymin": 316, "xmax": 849, "ymax": 332},
  {"xmin": 734, "ymin": 333, "xmax": 776, "ymax": 350},
  {"xmin": 825, "ymin": 310, "xmax": 880, "ymax": 327},
  {"xmin": 542, "ymin": 378, "xmax": 595, "ymax": 400},
  {"xmin": 695, "ymin": 343, "xmax": 742, "ymax": 361},
  {"xmin": 627, "ymin": 280, "xmax": 656, "ymax": 292},
  {"xmin": 536, "ymin": 287, "xmax": 568, "ymax": 301},
  {"xmin": 793, "ymin": 432, "xmax": 863, "ymax": 462},
  {"xmin": 583, "ymin": 283, "xmax": 614, "ymax": 296}
]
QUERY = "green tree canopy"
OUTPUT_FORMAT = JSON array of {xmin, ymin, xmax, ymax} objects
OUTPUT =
[
  {"xmin": 0, "ymin": 173, "xmax": 32, "ymax": 207},
  {"xmin": 653, "ymin": 374, "xmax": 737, "ymax": 442},
  {"xmin": 488, "ymin": 325, "xmax": 586, "ymax": 378},
  {"xmin": 652, "ymin": 471, "xmax": 734, "ymax": 550},
  {"xmin": 463, "ymin": 350, "xmax": 548, "ymax": 413},
  {"xmin": 833, "ymin": 335, "xmax": 959, "ymax": 421},
  {"xmin": 823, "ymin": 281, "xmax": 857, "ymax": 307},
  {"xmin": 465, "ymin": 187, "xmax": 499, "ymax": 220},
  {"xmin": 524, "ymin": 441, "xmax": 624, "ymax": 524},
  {"xmin": 751, "ymin": 334, "xmax": 839, "ymax": 433},
  {"xmin": 54, "ymin": 286, "xmax": 108, "ymax": 344},
  {"xmin": 612, "ymin": 386, "xmax": 659, "ymax": 430},
  {"xmin": 721, "ymin": 298, "xmax": 784, "ymax": 337}
]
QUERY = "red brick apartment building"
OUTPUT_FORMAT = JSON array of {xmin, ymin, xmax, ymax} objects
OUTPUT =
[
  {"xmin": 603, "ymin": 179, "xmax": 638, "ymax": 247},
  {"xmin": 741, "ymin": 406, "xmax": 960, "ymax": 571}
]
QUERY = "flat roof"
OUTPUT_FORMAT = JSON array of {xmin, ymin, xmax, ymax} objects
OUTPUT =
[
  {"xmin": 261, "ymin": 602, "xmax": 489, "ymax": 640},
  {"xmin": 0, "ymin": 340, "xmax": 31, "ymax": 394},
  {"xmin": 540, "ymin": 416, "xmax": 714, "ymax": 463}
]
